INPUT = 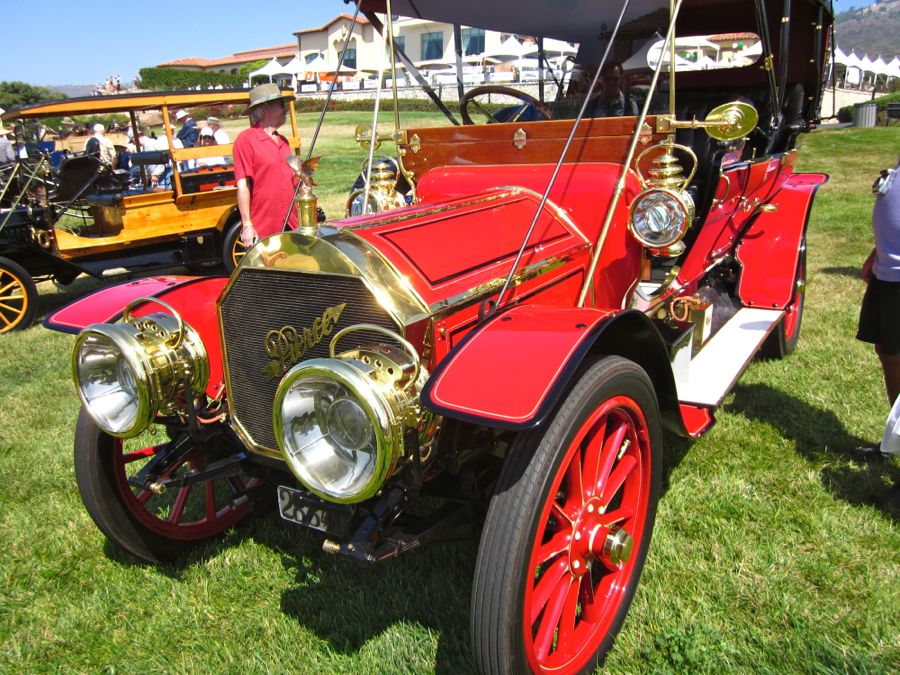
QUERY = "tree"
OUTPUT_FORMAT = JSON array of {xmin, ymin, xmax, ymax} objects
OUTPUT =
[{"xmin": 0, "ymin": 81, "xmax": 65, "ymax": 111}]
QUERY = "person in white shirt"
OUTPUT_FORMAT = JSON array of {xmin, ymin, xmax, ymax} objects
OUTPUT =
[
  {"xmin": 206, "ymin": 117, "xmax": 230, "ymax": 145},
  {"xmin": 196, "ymin": 127, "xmax": 226, "ymax": 167},
  {"xmin": 84, "ymin": 123, "xmax": 117, "ymax": 167},
  {"xmin": 0, "ymin": 123, "xmax": 15, "ymax": 166}
]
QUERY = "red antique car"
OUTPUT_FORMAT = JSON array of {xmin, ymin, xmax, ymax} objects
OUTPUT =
[{"xmin": 46, "ymin": 0, "xmax": 832, "ymax": 671}]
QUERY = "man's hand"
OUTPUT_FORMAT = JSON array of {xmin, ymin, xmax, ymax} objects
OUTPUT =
[{"xmin": 241, "ymin": 221, "xmax": 258, "ymax": 248}]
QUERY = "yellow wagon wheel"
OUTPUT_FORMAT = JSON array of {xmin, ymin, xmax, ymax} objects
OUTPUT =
[
  {"xmin": 0, "ymin": 256, "xmax": 38, "ymax": 333},
  {"xmin": 222, "ymin": 220, "xmax": 250, "ymax": 274}
]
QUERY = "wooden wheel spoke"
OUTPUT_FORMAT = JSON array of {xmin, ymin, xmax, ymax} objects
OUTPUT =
[
  {"xmin": 596, "ymin": 419, "xmax": 628, "ymax": 495},
  {"xmin": 564, "ymin": 450, "xmax": 583, "ymax": 509},
  {"xmin": 551, "ymin": 501, "xmax": 573, "ymax": 526},
  {"xmin": 534, "ymin": 577, "xmax": 573, "ymax": 661},
  {"xmin": 529, "ymin": 557, "xmax": 569, "ymax": 625},
  {"xmin": 205, "ymin": 480, "xmax": 217, "ymax": 521},
  {"xmin": 556, "ymin": 577, "xmax": 582, "ymax": 650},
  {"xmin": 0, "ymin": 280, "xmax": 19, "ymax": 295},
  {"xmin": 600, "ymin": 505, "xmax": 636, "ymax": 527},
  {"xmin": 122, "ymin": 446, "xmax": 161, "ymax": 464},
  {"xmin": 169, "ymin": 485, "xmax": 192, "ymax": 523},
  {"xmin": 581, "ymin": 571, "xmax": 617, "ymax": 624},
  {"xmin": 535, "ymin": 529, "xmax": 571, "ymax": 566},
  {"xmin": 600, "ymin": 454, "xmax": 637, "ymax": 505},
  {"xmin": 581, "ymin": 417, "xmax": 607, "ymax": 499}
]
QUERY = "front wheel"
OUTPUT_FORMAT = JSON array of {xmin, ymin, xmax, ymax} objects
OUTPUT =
[
  {"xmin": 74, "ymin": 407, "xmax": 261, "ymax": 563},
  {"xmin": 471, "ymin": 356, "xmax": 662, "ymax": 674},
  {"xmin": 0, "ymin": 256, "xmax": 38, "ymax": 333}
]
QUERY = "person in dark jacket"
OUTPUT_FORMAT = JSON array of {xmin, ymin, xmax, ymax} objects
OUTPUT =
[{"xmin": 174, "ymin": 109, "xmax": 198, "ymax": 147}]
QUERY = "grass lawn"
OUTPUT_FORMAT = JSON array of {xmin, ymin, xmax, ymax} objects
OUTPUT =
[{"xmin": 0, "ymin": 119, "xmax": 898, "ymax": 673}]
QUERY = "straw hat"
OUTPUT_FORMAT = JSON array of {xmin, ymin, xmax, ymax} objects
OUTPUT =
[
  {"xmin": 174, "ymin": 109, "xmax": 188, "ymax": 121},
  {"xmin": 244, "ymin": 83, "xmax": 292, "ymax": 114}
]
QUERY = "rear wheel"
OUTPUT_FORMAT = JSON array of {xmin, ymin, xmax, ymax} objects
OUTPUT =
[
  {"xmin": 0, "ymin": 256, "xmax": 37, "ymax": 333},
  {"xmin": 761, "ymin": 238, "xmax": 806, "ymax": 359},
  {"xmin": 74, "ymin": 407, "xmax": 261, "ymax": 563},
  {"xmin": 222, "ymin": 220, "xmax": 249, "ymax": 274},
  {"xmin": 471, "ymin": 356, "xmax": 661, "ymax": 674}
]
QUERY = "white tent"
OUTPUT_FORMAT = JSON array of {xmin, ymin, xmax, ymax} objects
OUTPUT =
[
  {"xmin": 622, "ymin": 35, "xmax": 694, "ymax": 71},
  {"xmin": 732, "ymin": 41, "xmax": 762, "ymax": 66},
  {"xmin": 247, "ymin": 57, "xmax": 286, "ymax": 84},
  {"xmin": 522, "ymin": 38, "xmax": 577, "ymax": 58},
  {"xmin": 844, "ymin": 51, "xmax": 863, "ymax": 86},
  {"xmin": 888, "ymin": 57, "xmax": 900, "ymax": 79},
  {"xmin": 303, "ymin": 54, "xmax": 329, "ymax": 73},
  {"xmin": 482, "ymin": 36, "xmax": 529, "ymax": 63}
]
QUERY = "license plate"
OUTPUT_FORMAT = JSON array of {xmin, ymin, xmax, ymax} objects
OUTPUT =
[{"xmin": 277, "ymin": 485, "xmax": 354, "ymax": 536}]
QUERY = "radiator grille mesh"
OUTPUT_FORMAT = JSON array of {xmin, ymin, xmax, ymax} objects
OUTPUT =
[{"xmin": 220, "ymin": 269, "xmax": 400, "ymax": 451}]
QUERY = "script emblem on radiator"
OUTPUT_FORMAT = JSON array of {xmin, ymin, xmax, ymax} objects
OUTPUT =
[{"xmin": 264, "ymin": 303, "xmax": 347, "ymax": 380}]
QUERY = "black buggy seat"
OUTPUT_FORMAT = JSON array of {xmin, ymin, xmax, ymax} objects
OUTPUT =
[{"xmin": 51, "ymin": 154, "xmax": 129, "ymax": 206}]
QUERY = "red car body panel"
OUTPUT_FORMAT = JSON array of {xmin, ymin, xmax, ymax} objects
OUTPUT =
[
  {"xmin": 424, "ymin": 304, "xmax": 615, "ymax": 428},
  {"xmin": 45, "ymin": 275, "xmax": 228, "ymax": 394},
  {"xmin": 736, "ymin": 172, "xmax": 827, "ymax": 308},
  {"xmin": 352, "ymin": 164, "xmax": 644, "ymax": 312}
]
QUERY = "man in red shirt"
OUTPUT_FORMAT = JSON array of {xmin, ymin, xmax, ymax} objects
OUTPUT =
[{"xmin": 233, "ymin": 84, "xmax": 298, "ymax": 246}]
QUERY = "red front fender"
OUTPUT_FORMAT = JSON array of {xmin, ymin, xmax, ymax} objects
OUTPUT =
[
  {"xmin": 423, "ymin": 305, "xmax": 617, "ymax": 429},
  {"xmin": 44, "ymin": 275, "xmax": 228, "ymax": 394}
]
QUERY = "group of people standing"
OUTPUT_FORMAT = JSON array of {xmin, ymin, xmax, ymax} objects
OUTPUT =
[
  {"xmin": 93, "ymin": 75, "xmax": 124, "ymax": 96},
  {"xmin": 81, "ymin": 109, "xmax": 233, "ymax": 188}
]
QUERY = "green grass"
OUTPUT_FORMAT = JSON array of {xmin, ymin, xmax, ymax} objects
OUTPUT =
[{"xmin": 1, "ymin": 123, "xmax": 899, "ymax": 673}]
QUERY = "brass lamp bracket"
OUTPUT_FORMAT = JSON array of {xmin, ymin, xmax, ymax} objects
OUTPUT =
[{"xmin": 656, "ymin": 102, "xmax": 759, "ymax": 141}]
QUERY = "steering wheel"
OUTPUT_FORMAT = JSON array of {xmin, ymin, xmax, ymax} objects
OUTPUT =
[{"xmin": 460, "ymin": 86, "xmax": 553, "ymax": 125}]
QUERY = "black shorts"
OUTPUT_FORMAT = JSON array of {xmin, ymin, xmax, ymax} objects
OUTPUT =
[{"xmin": 857, "ymin": 277, "xmax": 900, "ymax": 355}]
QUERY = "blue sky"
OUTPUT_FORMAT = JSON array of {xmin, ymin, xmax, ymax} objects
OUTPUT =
[
  {"xmin": 1, "ymin": 1, "xmax": 351, "ymax": 86},
  {"xmin": 0, "ymin": 0, "xmax": 880, "ymax": 86}
]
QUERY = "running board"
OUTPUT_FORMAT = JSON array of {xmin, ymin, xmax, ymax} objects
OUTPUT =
[{"xmin": 676, "ymin": 308, "xmax": 782, "ymax": 407}]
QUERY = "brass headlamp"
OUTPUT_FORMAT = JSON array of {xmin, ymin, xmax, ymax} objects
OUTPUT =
[
  {"xmin": 631, "ymin": 102, "xmax": 759, "ymax": 257},
  {"xmin": 346, "ymin": 157, "xmax": 408, "ymax": 217},
  {"xmin": 273, "ymin": 324, "xmax": 432, "ymax": 503},
  {"xmin": 72, "ymin": 298, "xmax": 209, "ymax": 438}
]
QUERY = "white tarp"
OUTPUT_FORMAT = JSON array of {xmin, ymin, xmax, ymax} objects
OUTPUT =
[{"xmin": 247, "ymin": 57, "xmax": 286, "ymax": 83}]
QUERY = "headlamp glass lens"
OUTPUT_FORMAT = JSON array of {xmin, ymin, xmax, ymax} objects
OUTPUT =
[
  {"xmin": 279, "ymin": 374, "xmax": 378, "ymax": 499},
  {"xmin": 348, "ymin": 192, "xmax": 380, "ymax": 217},
  {"xmin": 632, "ymin": 190, "xmax": 686, "ymax": 247},
  {"xmin": 76, "ymin": 333, "xmax": 141, "ymax": 435}
]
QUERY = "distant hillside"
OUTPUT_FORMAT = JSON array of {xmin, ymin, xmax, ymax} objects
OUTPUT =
[
  {"xmin": 46, "ymin": 85, "xmax": 94, "ymax": 98},
  {"xmin": 834, "ymin": 0, "xmax": 900, "ymax": 57}
]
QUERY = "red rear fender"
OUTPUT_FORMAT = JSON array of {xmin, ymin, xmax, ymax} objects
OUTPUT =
[{"xmin": 736, "ymin": 172, "xmax": 828, "ymax": 308}]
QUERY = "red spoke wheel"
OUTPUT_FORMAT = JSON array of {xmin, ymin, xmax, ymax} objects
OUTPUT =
[
  {"xmin": 761, "ymin": 237, "xmax": 806, "ymax": 359},
  {"xmin": 472, "ymin": 356, "xmax": 661, "ymax": 674},
  {"xmin": 74, "ymin": 407, "xmax": 261, "ymax": 563}
]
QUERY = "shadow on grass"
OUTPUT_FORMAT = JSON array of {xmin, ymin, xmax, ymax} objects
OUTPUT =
[
  {"xmin": 104, "ymin": 507, "xmax": 478, "ymax": 672},
  {"xmin": 277, "ymin": 531, "xmax": 478, "ymax": 673},
  {"xmin": 820, "ymin": 266, "xmax": 862, "ymax": 279},
  {"xmin": 725, "ymin": 382, "xmax": 898, "ymax": 521}
]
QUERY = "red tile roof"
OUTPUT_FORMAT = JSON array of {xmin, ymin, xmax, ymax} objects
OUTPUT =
[
  {"xmin": 158, "ymin": 14, "xmax": 371, "ymax": 70},
  {"xmin": 158, "ymin": 44, "xmax": 297, "ymax": 69},
  {"xmin": 293, "ymin": 14, "xmax": 369, "ymax": 37}
]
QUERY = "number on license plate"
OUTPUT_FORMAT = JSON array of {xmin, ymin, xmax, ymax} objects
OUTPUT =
[{"xmin": 277, "ymin": 485, "xmax": 354, "ymax": 536}]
